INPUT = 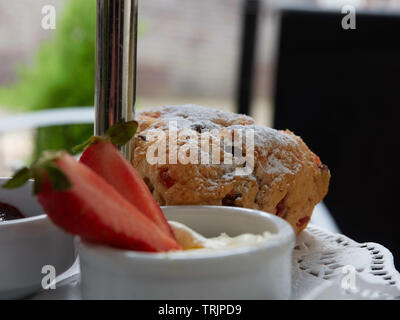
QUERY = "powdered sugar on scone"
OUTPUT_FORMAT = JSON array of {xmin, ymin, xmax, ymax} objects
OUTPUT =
[{"xmin": 133, "ymin": 105, "xmax": 330, "ymax": 234}]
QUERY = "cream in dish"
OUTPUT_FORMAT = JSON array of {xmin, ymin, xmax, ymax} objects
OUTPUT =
[{"xmin": 169, "ymin": 221, "xmax": 273, "ymax": 251}]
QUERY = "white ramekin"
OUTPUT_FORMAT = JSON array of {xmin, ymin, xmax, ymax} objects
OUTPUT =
[
  {"xmin": 0, "ymin": 178, "xmax": 76, "ymax": 299},
  {"xmin": 78, "ymin": 205, "xmax": 295, "ymax": 300}
]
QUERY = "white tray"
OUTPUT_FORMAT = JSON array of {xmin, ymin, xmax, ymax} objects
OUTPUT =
[{"xmin": 29, "ymin": 224, "xmax": 400, "ymax": 300}]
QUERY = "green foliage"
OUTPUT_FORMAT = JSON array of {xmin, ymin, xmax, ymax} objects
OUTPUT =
[
  {"xmin": 0, "ymin": 0, "xmax": 96, "ymax": 109},
  {"xmin": 0, "ymin": 0, "xmax": 97, "ymax": 162},
  {"xmin": 0, "ymin": 0, "xmax": 145, "ymax": 163}
]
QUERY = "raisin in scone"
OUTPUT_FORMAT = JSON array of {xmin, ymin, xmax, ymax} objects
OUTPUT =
[{"xmin": 133, "ymin": 105, "xmax": 330, "ymax": 234}]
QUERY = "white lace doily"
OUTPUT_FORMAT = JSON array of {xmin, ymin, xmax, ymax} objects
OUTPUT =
[
  {"xmin": 30, "ymin": 224, "xmax": 400, "ymax": 300},
  {"xmin": 293, "ymin": 224, "xmax": 400, "ymax": 300}
]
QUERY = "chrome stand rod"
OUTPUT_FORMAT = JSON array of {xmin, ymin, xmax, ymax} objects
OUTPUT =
[{"xmin": 95, "ymin": 0, "xmax": 138, "ymax": 160}]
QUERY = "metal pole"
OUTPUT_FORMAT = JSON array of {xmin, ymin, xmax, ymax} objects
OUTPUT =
[{"xmin": 95, "ymin": 0, "xmax": 138, "ymax": 161}]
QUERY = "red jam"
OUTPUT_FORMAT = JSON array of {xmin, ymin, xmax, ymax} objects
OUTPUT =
[
  {"xmin": 296, "ymin": 216, "xmax": 310, "ymax": 228},
  {"xmin": 314, "ymin": 154, "xmax": 322, "ymax": 166},
  {"xmin": 0, "ymin": 202, "xmax": 25, "ymax": 222},
  {"xmin": 159, "ymin": 168, "xmax": 175, "ymax": 188}
]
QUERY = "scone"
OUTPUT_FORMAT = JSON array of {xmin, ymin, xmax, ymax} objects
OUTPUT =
[{"xmin": 133, "ymin": 105, "xmax": 330, "ymax": 234}]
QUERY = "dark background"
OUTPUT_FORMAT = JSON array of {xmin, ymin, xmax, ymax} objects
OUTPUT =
[{"xmin": 273, "ymin": 8, "xmax": 400, "ymax": 268}]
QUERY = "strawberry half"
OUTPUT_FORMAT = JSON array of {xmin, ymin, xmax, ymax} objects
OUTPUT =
[
  {"xmin": 4, "ymin": 151, "xmax": 181, "ymax": 252},
  {"xmin": 80, "ymin": 141, "xmax": 175, "ymax": 238},
  {"xmin": 76, "ymin": 121, "xmax": 175, "ymax": 238}
]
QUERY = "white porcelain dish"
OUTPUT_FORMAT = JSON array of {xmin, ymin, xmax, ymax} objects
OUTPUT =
[
  {"xmin": 0, "ymin": 178, "xmax": 76, "ymax": 299},
  {"xmin": 78, "ymin": 206, "xmax": 295, "ymax": 300}
]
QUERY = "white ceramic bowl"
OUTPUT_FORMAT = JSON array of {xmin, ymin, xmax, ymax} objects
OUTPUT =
[
  {"xmin": 0, "ymin": 178, "xmax": 76, "ymax": 299},
  {"xmin": 78, "ymin": 206, "xmax": 295, "ymax": 300}
]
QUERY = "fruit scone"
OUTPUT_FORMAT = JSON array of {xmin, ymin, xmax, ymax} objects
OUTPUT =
[{"xmin": 133, "ymin": 105, "xmax": 330, "ymax": 234}]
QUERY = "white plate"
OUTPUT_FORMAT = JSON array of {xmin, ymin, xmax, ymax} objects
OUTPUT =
[
  {"xmin": 78, "ymin": 206, "xmax": 294, "ymax": 300},
  {"xmin": 29, "ymin": 223, "xmax": 400, "ymax": 300},
  {"xmin": 0, "ymin": 178, "xmax": 76, "ymax": 299}
]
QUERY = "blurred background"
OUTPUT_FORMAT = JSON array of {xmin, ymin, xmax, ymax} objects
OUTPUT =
[{"xmin": 1, "ymin": 0, "xmax": 400, "ymax": 267}]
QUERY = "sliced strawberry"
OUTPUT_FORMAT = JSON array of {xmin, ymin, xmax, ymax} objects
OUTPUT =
[
  {"xmin": 38, "ymin": 152, "xmax": 180, "ymax": 252},
  {"xmin": 79, "ymin": 141, "xmax": 175, "ymax": 238}
]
